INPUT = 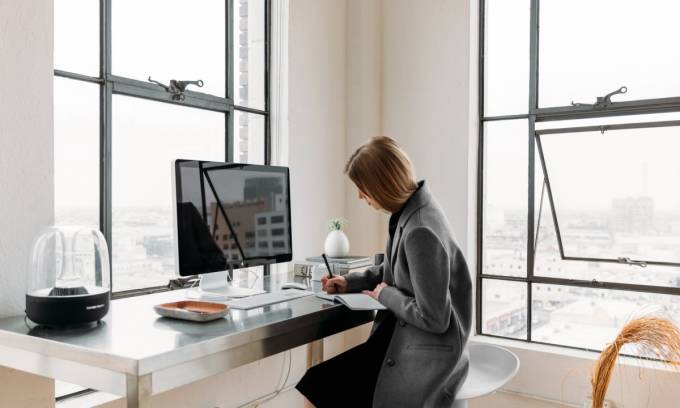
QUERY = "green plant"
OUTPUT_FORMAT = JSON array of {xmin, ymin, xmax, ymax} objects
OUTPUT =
[{"xmin": 327, "ymin": 218, "xmax": 347, "ymax": 231}]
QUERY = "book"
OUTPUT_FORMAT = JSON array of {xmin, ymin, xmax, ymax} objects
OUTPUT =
[
  {"xmin": 306, "ymin": 255, "xmax": 372, "ymax": 267},
  {"xmin": 315, "ymin": 293, "xmax": 387, "ymax": 310}
]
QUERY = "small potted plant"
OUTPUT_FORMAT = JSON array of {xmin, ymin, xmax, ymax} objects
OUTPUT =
[{"xmin": 324, "ymin": 218, "xmax": 349, "ymax": 257}]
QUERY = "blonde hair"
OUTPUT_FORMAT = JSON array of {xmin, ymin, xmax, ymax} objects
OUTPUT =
[{"xmin": 345, "ymin": 136, "xmax": 418, "ymax": 213}]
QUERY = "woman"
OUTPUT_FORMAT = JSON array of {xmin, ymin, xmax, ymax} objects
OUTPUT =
[{"xmin": 296, "ymin": 136, "xmax": 472, "ymax": 407}]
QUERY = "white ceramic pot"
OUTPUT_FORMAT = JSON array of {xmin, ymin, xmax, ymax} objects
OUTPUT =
[{"xmin": 324, "ymin": 230, "xmax": 350, "ymax": 257}]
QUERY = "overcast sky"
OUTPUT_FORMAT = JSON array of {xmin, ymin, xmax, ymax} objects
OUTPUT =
[
  {"xmin": 54, "ymin": 0, "xmax": 266, "ymax": 211},
  {"xmin": 484, "ymin": 0, "xmax": 680, "ymax": 212},
  {"xmin": 54, "ymin": 0, "xmax": 680, "ymax": 215}
]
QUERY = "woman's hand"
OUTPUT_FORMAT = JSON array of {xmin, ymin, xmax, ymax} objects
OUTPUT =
[
  {"xmin": 363, "ymin": 282, "xmax": 388, "ymax": 300},
  {"xmin": 321, "ymin": 275, "xmax": 347, "ymax": 294}
]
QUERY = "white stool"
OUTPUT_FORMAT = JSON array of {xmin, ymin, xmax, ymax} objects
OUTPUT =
[{"xmin": 452, "ymin": 343, "xmax": 520, "ymax": 408}]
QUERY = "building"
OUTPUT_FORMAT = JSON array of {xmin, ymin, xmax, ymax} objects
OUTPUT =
[
  {"xmin": 254, "ymin": 206, "xmax": 291, "ymax": 256},
  {"xmin": 611, "ymin": 196, "xmax": 654, "ymax": 234},
  {"xmin": 210, "ymin": 199, "xmax": 267, "ymax": 262},
  {"xmin": 244, "ymin": 176, "xmax": 285, "ymax": 210}
]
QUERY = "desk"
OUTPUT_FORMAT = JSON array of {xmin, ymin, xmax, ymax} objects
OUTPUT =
[{"xmin": 0, "ymin": 271, "xmax": 374, "ymax": 407}]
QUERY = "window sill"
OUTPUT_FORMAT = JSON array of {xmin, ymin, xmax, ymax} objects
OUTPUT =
[
  {"xmin": 470, "ymin": 334, "xmax": 680, "ymax": 407},
  {"xmin": 470, "ymin": 334, "xmax": 676, "ymax": 374}
]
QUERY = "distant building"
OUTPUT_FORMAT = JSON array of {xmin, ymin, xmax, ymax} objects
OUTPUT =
[
  {"xmin": 254, "ymin": 208, "xmax": 291, "ymax": 256},
  {"xmin": 210, "ymin": 198, "xmax": 290, "ymax": 261},
  {"xmin": 143, "ymin": 235, "xmax": 173, "ymax": 257},
  {"xmin": 211, "ymin": 200, "xmax": 267, "ymax": 262},
  {"xmin": 483, "ymin": 282, "xmax": 527, "ymax": 336},
  {"xmin": 244, "ymin": 177, "xmax": 284, "ymax": 211},
  {"xmin": 611, "ymin": 196, "xmax": 654, "ymax": 234},
  {"xmin": 550, "ymin": 299, "xmax": 638, "ymax": 328},
  {"xmin": 235, "ymin": 0, "xmax": 265, "ymax": 162}
]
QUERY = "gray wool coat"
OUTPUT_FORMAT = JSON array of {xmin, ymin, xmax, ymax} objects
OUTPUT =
[{"xmin": 345, "ymin": 181, "xmax": 472, "ymax": 408}]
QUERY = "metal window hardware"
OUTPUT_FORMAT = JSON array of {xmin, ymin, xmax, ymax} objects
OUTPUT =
[
  {"xmin": 571, "ymin": 86, "xmax": 628, "ymax": 109},
  {"xmin": 591, "ymin": 279, "xmax": 605, "ymax": 287},
  {"xmin": 617, "ymin": 257, "xmax": 647, "ymax": 268},
  {"xmin": 147, "ymin": 77, "xmax": 204, "ymax": 101}
]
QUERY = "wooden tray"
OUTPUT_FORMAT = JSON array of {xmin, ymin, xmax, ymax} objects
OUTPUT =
[{"xmin": 153, "ymin": 300, "xmax": 229, "ymax": 322}]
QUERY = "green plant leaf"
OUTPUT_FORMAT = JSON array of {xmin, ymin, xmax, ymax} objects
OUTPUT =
[{"xmin": 327, "ymin": 217, "xmax": 347, "ymax": 231}]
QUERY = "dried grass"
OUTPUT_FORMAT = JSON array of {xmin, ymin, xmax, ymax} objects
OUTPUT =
[{"xmin": 591, "ymin": 316, "xmax": 680, "ymax": 408}]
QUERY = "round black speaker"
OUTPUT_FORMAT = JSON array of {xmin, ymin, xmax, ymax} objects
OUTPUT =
[{"xmin": 26, "ymin": 286, "xmax": 110, "ymax": 326}]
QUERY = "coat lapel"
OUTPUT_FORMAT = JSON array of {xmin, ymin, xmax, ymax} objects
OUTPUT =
[
  {"xmin": 386, "ymin": 181, "xmax": 432, "ymax": 280},
  {"xmin": 389, "ymin": 226, "xmax": 403, "ymax": 275},
  {"xmin": 382, "ymin": 237, "xmax": 394, "ymax": 285}
]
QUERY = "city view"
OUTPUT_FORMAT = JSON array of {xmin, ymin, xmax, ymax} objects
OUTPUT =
[
  {"xmin": 56, "ymin": 206, "xmax": 176, "ymax": 291},
  {"xmin": 54, "ymin": 0, "xmax": 265, "ymax": 293},
  {"xmin": 483, "ymin": 194, "xmax": 680, "ymax": 352}
]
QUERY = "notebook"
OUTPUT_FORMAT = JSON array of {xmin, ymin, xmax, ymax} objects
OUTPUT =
[{"xmin": 315, "ymin": 293, "xmax": 387, "ymax": 310}]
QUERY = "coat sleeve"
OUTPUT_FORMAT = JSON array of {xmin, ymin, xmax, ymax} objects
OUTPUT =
[
  {"xmin": 344, "ymin": 262, "xmax": 384, "ymax": 293},
  {"xmin": 378, "ymin": 227, "xmax": 452, "ymax": 334}
]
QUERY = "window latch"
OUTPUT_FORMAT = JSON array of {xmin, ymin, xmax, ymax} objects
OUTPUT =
[
  {"xmin": 617, "ymin": 256, "xmax": 647, "ymax": 268},
  {"xmin": 147, "ymin": 77, "xmax": 204, "ymax": 101},
  {"xmin": 571, "ymin": 86, "xmax": 628, "ymax": 109}
]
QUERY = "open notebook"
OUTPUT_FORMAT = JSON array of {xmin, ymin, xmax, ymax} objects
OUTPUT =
[{"xmin": 316, "ymin": 293, "xmax": 387, "ymax": 310}]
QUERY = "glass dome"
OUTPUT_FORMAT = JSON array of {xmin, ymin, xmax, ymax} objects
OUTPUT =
[{"xmin": 26, "ymin": 226, "xmax": 111, "ymax": 326}]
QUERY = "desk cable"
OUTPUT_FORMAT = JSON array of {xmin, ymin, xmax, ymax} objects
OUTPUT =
[
  {"xmin": 236, "ymin": 349, "xmax": 293, "ymax": 408},
  {"xmin": 225, "ymin": 267, "xmax": 261, "ymax": 289}
]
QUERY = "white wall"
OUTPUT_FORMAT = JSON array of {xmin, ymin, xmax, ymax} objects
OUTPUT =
[
  {"xmin": 0, "ymin": 0, "xmax": 54, "ymax": 318},
  {"xmin": 343, "ymin": 0, "xmax": 386, "ymax": 257},
  {"xmin": 288, "ymin": 0, "xmax": 348, "ymax": 261},
  {"xmin": 0, "ymin": 0, "xmax": 55, "ymax": 402},
  {"xmin": 381, "ymin": 0, "xmax": 477, "ymax": 256}
]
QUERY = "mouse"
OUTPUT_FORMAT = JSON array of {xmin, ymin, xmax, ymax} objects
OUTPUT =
[{"xmin": 280, "ymin": 282, "xmax": 308, "ymax": 290}]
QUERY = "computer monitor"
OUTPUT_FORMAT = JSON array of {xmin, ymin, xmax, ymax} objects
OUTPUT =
[{"xmin": 172, "ymin": 160, "xmax": 293, "ymax": 298}]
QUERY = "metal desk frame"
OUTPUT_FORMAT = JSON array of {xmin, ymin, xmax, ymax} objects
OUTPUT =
[{"xmin": 0, "ymin": 275, "xmax": 373, "ymax": 407}]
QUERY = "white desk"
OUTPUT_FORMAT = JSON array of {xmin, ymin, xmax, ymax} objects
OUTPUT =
[{"xmin": 0, "ymin": 272, "xmax": 374, "ymax": 407}]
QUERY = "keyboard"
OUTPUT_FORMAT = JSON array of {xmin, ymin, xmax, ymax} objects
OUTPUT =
[{"xmin": 226, "ymin": 289, "xmax": 315, "ymax": 310}]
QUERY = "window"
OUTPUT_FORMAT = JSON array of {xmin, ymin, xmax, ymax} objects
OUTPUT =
[
  {"xmin": 479, "ymin": 0, "xmax": 680, "ymax": 355},
  {"xmin": 54, "ymin": 0, "xmax": 271, "ymax": 293}
]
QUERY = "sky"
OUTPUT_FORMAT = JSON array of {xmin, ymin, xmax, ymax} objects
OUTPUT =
[
  {"xmin": 54, "ymin": 0, "xmax": 680, "ymax": 214},
  {"xmin": 53, "ymin": 0, "xmax": 265, "ymax": 210},
  {"xmin": 484, "ymin": 0, "xmax": 680, "ymax": 212}
]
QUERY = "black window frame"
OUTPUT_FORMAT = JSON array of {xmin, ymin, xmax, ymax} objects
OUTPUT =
[
  {"xmin": 535, "ymin": 119, "xmax": 680, "ymax": 269},
  {"xmin": 477, "ymin": 0, "xmax": 680, "ymax": 350},
  {"xmin": 54, "ymin": 0, "xmax": 272, "ymax": 297}
]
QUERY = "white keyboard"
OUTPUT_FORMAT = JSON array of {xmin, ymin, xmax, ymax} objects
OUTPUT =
[{"xmin": 226, "ymin": 289, "xmax": 315, "ymax": 310}]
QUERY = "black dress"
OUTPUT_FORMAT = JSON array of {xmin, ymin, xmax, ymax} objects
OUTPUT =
[
  {"xmin": 296, "ymin": 190, "xmax": 418, "ymax": 407},
  {"xmin": 295, "ymin": 311, "xmax": 396, "ymax": 407}
]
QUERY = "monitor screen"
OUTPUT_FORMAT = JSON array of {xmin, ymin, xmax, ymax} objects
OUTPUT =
[{"xmin": 173, "ymin": 160, "xmax": 292, "ymax": 276}]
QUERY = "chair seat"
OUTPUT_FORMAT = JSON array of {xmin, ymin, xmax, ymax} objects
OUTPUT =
[{"xmin": 455, "ymin": 343, "xmax": 520, "ymax": 401}]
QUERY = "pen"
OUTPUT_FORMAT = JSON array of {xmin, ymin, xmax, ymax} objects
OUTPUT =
[{"xmin": 321, "ymin": 253, "xmax": 334, "ymax": 278}]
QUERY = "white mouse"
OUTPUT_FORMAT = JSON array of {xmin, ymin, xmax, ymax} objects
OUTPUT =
[{"xmin": 280, "ymin": 282, "xmax": 308, "ymax": 290}]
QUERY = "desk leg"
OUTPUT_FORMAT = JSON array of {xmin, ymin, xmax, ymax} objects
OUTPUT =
[
  {"xmin": 306, "ymin": 339, "xmax": 324, "ymax": 368},
  {"xmin": 126, "ymin": 373, "xmax": 152, "ymax": 408}
]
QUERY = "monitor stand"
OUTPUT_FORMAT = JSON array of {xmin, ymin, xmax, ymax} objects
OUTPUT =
[{"xmin": 190, "ymin": 269, "xmax": 266, "ymax": 300}]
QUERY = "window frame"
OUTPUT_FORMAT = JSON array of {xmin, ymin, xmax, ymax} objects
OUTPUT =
[
  {"xmin": 477, "ymin": 0, "xmax": 680, "ymax": 349},
  {"xmin": 535, "ymin": 119, "xmax": 680, "ymax": 269},
  {"xmin": 54, "ymin": 0, "xmax": 272, "ymax": 297}
]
